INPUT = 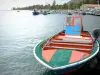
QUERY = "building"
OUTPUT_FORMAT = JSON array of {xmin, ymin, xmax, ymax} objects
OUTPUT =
[{"xmin": 80, "ymin": 4, "xmax": 100, "ymax": 11}]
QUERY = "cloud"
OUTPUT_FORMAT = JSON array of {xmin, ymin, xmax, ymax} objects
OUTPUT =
[{"xmin": 58, "ymin": 0, "xmax": 70, "ymax": 4}]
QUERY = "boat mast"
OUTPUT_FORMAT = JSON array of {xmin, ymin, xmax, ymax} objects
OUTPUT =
[
  {"xmin": 82, "ymin": 0, "xmax": 84, "ymax": 11},
  {"xmin": 68, "ymin": 3, "xmax": 69, "ymax": 12},
  {"xmin": 45, "ymin": 0, "xmax": 48, "ymax": 6},
  {"xmin": 97, "ymin": 0, "xmax": 100, "ymax": 7}
]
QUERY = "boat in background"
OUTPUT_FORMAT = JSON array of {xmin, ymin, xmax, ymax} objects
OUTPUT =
[
  {"xmin": 32, "ymin": 9, "xmax": 40, "ymax": 15},
  {"xmin": 43, "ymin": 10, "xmax": 51, "ymax": 15},
  {"xmin": 67, "ymin": 12, "xmax": 72, "ymax": 15},
  {"xmin": 34, "ymin": 15, "xmax": 100, "ymax": 74},
  {"xmin": 43, "ymin": 11, "xmax": 48, "ymax": 15},
  {"xmin": 93, "ymin": 9, "xmax": 100, "ymax": 16},
  {"xmin": 81, "ymin": 11, "xmax": 86, "ymax": 15}
]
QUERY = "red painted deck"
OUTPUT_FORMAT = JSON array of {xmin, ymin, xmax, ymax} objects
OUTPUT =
[
  {"xmin": 42, "ymin": 49, "xmax": 56, "ymax": 62},
  {"xmin": 69, "ymin": 50, "xmax": 90, "ymax": 63}
]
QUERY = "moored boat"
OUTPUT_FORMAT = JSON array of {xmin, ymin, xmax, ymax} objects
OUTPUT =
[
  {"xmin": 93, "ymin": 9, "xmax": 100, "ymax": 16},
  {"xmin": 33, "ymin": 15, "xmax": 100, "ymax": 74},
  {"xmin": 32, "ymin": 9, "xmax": 40, "ymax": 15},
  {"xmin": 43, "ymin": 11, "xmax": 47, "ymax": 15}
]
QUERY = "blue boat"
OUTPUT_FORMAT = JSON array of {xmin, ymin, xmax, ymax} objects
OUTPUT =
[{"xmin": 32, "ymin": 9, "xmax": 40, "ymax": 15}]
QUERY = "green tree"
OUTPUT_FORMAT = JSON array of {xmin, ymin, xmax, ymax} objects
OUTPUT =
[{"xmin": 63, "ymin": 3, "xmax": 68, "ymax": 9}]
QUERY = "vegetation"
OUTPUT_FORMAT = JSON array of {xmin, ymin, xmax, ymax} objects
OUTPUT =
[{"xmin": 12, "ymin": 0, "xmax": 99, "ymax": 10}]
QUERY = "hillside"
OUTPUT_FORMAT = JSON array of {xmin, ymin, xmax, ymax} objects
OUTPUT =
[{"xmin": 13, "ymin": 0, "xmax": 99, "ymax": 10}]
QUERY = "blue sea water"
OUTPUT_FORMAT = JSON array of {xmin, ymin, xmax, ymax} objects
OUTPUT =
[{"xmin": 0, "ymin": 10, "xmax": 100, "ymax": 75}]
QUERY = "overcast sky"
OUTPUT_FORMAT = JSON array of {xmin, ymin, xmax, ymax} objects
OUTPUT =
[{"xmin": 0, "ymin": 0, "xmax": 70, "ymax": 10}]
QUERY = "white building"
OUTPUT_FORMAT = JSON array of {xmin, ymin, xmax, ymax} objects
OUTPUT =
[{"xmin": 80, "ymin": 4, "xmax": 100, "ymax": 11}]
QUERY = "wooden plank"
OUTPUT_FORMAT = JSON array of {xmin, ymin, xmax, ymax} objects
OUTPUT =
[
  {"xmin": 52, "ymin": 39, "xmax": 92, "ymax": 44},
  {"xmin": 43, "ymin": 46, "xmax": 92, "ymax": 51},
  {"xmin": 49, "ymin": 43, "xmax": 93, "ymax": 49},
  {"xmin": 50, "ymin": 41, "xmax": 93, "ymax": 46}
]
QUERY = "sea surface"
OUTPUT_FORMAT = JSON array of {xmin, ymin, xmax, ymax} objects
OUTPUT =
[{"xmin": 0, "ymin": 10, "xmax": 100, "ymax": 75}]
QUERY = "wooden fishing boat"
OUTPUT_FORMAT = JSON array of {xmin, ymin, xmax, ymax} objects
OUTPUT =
[{"xmin": 33, "ymin": 15, "xmax": 100, "ymax": 74}]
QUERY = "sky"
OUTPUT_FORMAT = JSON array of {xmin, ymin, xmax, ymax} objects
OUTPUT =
[{"xmin": 0, "ymin": 0, "xmax": 70, "ymax": 10}]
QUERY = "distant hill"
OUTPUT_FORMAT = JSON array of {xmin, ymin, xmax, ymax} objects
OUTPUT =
[
  {"xmin": 70, "ymin": 0, "xmax": 98, "ymax": 4},
  {"xmin": 12, "ymin": 0, "xmax": 98, "ymax": 10}
]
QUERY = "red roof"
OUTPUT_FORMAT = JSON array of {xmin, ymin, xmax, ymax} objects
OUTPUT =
[{"xmin": 86, "ymin": 4, "xmax": 100, "ymax": 8}]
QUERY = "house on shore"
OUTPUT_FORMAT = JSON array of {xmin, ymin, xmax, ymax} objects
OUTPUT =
[{"xmin": 80, "ymin": 4, "xmax": 100, "ymax": 11}]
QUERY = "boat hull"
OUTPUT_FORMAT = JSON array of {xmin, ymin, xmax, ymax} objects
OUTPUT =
[
  {"xmin": 33, "ymin": 31, "xmax": 99, "ymax": 74},
  {"xmin": 32, "ymin": 12, "xmax": 39, "ymax": 15},
  {"xmin": 55, "ymin": 63, "xmax": 84, "ymax": 74}
]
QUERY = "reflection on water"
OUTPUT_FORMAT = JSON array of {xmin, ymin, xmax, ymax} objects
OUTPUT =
[{"xmin": 0, "ymin": 10, "xmax": 100, "ymax": 75}]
